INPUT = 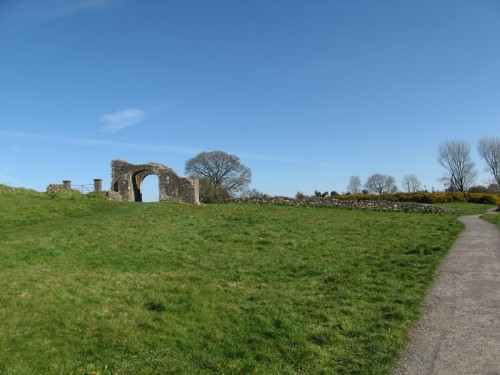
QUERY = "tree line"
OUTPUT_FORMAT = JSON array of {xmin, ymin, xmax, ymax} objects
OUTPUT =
[
  {"xmin": 344, "ymin": 137, "xmax": 500, "ymax": 196},
  {"xmin": 183, "ymin": 137, "xmax": 500, "ymax": 203}
]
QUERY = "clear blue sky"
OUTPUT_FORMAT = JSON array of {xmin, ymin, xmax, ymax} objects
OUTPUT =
[{"xmin": 1, "ymin": 0, "xmax": 499, "ymax": 200}]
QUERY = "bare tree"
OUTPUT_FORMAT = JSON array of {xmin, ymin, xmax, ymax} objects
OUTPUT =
[
  {"xmin": 437, "ymin": 140, "xmax": 477, "ymax": 192},
  {"xmin": 477, "ymin": 136, "xmax": 500, "ymax": 186},
  {"xmin": 347, "ymin": 176, "xmax": 362, "ymax": 194},
  {"xmin": 468, "ymin": 185, "xmax": 488, "ymax": 193},
  {"xmin": 401, "ymin": 174, "xmax": 421, "ymax": 192},
  {"xmin": 240, "ymin": 187, "xmax": 265, "ymax": 198},
  {"xmin": 185, "ymin": 151, "xmax": 251, "ymax": 203},
  {"xmin": 365, "ymin": 173, "xmax": 397, "ymax": 195},
  {"xmin": 487, "ymin": 183, "xmax": 500, "ymax": 193}
]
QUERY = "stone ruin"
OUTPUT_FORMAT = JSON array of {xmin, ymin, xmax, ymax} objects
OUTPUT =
[
  {"xmin": 46, "ymin": 160, "xmax": 199, "ymax": 204},
  {"xmin": 111, "ymin": 159, "xmax": 199, "ymax": 204}
]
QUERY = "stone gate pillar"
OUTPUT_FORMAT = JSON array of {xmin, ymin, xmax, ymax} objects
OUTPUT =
[{"xmin": 94, "ymin": 179, "xmax": 102, "ymax": 192}]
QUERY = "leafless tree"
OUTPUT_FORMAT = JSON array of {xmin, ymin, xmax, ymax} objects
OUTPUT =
[
  {"xmin": 487, "ymin": 183, "xmax": 500, "ymax": 193},
  {"xmin": 185, "ymin": 150, "xmax": 251, "ymax": 203},
  {"xmin": 437, "ymin": 140, "xmax": 477, "ymax": 192},
  {"xmin": 240, "ymin": 187, "xmax": 265, "ymax": 198},
  {"xmin": 468, "ymin": 185, "xmax": 488, "ymax": 193},
  {"xmin": 477, "ymin": 136, "xmax": 500, "ymax": 186},
  {"xmin": 347, "ymin": 176, "xmax": 362, "ymax": 194},
  {"xmin": 365, "ymin": 173, "xmax": 397, "ymax": 195},
  {"xmin": 401, "ymin": 174, "xmax": 421, "ymax": 192}
]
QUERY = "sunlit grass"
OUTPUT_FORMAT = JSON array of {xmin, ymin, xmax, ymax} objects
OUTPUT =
[
  {"xmin": 0, "ymin": 187, "xmax": 487, "ymax": 374},
  {"xmin": 435, "ymin": 202, "xmax": 495, "ymax": 215},
  {"xmin": 482, "ymin": 209, "xmax": 500, "ymax": 227}
]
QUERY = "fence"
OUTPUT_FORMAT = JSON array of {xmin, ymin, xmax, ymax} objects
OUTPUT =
[
  {"xmin": 73, "ymin": 184, "xmax": 94, "ymax": 194},
  {"xmin": 59, "ymin": 179, "xmax": 102, "ymax": 194}
]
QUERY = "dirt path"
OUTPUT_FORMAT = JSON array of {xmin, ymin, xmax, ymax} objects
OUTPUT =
[{"xmin": 393, "ymin": 210, "xmax": 500, "ymax": 375}]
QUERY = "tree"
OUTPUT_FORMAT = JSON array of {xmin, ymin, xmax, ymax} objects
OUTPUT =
[
  {"xmin": 314, "ymin": 190, "xmax": 329, "ymax": 197},
  {"xmin": 240, "ymin": 187, "xmax": 265, "ymax": 198},
  {"xmin": 185, "ymin": 151, "xmax": 251, "ymax": 203},
  {"xmin": 364, "ymin": 173, "xmax": 397, "ymax": 195},
  {"xmin": 468, "ymin": 185, "xmax": 487, "ymax": 193},
  {"xmin": 401, "ymin": 174, "xmax": 421, "ymax": 192},
  {"xmin": 437, "ymin": 140, "xmax": 477, "ymax": 192},
  {"xmin": 347, "ymin": 176, "xmax": 362, "ymax": 194},
  {"xmin": 295, "ymin": 191, "xmax": 305, "ymax": 200},
  {"xmin": 487, "ymin": 183, "xmax": 500, "ymax": 193},
  {"xmin": 477, "ymin": 136, "xmax": 500, "ymax": 186}
]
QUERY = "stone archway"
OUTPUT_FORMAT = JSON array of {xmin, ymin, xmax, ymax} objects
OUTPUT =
[
  {"xmin": 131, "ymin": 169, "xmax": 157, "ymax": 202},
  {"xmin": 134, "ymin": 171, "xmax": 159, "ymax": 202},
  {"xmin": 111, "ymin": 160, "xmax": 199, "ymax": 204}
]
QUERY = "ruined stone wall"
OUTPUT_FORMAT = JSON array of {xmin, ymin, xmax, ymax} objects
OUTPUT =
[
  {"xmin": 111, "ymin": 159, "xmax": 199, "ymax": 204},
  {"xmin": 227, "ymin": 196, "xmax": 449, "ymax": 213},
  {"xmin": 46, "ymin": 184, "xmax": 64, "ymax": 194}
]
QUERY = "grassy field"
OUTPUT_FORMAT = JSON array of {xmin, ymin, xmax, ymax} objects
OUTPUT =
[{"xmin": 0, "ymin": 186, "xmax": 494, "ymax": 374}]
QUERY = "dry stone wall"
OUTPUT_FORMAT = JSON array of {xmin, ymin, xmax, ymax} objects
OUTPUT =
[
  {"xmin": 228, "ymin": 196, "xmax": 449, "ymax": 213},
  {"xmin": 46, "ymin": 184, "xmax": 65, "ymax": 194}
]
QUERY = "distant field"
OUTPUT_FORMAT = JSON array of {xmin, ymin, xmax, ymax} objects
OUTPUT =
[{"xmin": 0, "ymin": 186, "xmax": 494, "ymax": 374}]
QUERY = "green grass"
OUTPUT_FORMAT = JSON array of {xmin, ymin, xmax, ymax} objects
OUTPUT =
[
  {"xmin": 482, "ymin": 207, "xmax": 500, "ymax": 227},
  {"xmin": 0, "ymin": 186, "xmax": 490, "ymax": 374},
  {"xmin": 435, "ymin": 202, "xmax": 496, "ymax": 215}
]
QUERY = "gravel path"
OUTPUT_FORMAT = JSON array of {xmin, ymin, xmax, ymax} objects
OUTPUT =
[{"xmin": 393, "ymin": 209, "xmax": 500, "ymax": 375}]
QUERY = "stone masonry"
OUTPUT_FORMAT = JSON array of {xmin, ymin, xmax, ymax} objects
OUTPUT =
[{"xmin": 111, "ymin": 159, "xmax": 199, "ymax": 204}]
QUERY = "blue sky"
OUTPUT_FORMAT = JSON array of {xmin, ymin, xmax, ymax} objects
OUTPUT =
[{"xmin": 1, "ymin": 0, "xmax": 499, "ymax": 200}]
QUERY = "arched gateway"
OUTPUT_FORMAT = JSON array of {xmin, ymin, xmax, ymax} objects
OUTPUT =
[{"xmin": 111, "ymin": 160, "xmax": 199, "ymax": 204}]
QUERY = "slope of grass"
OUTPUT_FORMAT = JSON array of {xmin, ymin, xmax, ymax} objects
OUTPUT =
[
  {"xmin": 0, "ymin": 189, "xmax": 478, "ymax": 374},
  {"xmin": 482, "ymin": 209, "xmax": 500, "ymax": 227}
]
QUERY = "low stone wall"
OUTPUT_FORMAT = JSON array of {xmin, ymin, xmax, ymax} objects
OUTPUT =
[
  {"xmin": 227, "ymin": 196, "xmax": 449, "ymax": 213},
  {"xmin": 105, "ymin": 190, "xmax": 122, "ymax": 201},
  {"xmin": 46, "ymin": 184, "xmax": 64, "ymax": 194}
]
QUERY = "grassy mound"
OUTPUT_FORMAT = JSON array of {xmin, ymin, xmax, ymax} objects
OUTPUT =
[{"xmin": 0, "ymin": 184, "xmax": 42, "ymax": 196}]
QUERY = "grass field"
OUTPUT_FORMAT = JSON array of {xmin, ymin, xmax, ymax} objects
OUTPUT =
[{"xmin": 0, "ymin": 186, "xmax": 495, "ymax": 374}]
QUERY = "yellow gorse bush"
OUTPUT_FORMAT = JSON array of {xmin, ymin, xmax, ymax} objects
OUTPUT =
[{"xmin": 336, "ymin": 192, "xmax": 500, "ymax": 205}]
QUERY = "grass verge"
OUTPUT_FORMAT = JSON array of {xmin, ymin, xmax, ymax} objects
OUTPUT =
[
  {"xmin": 482, "ymin": 207, "xmax": 500, "ymax": 227},
  {"xmin": 435, "ymin": 202, "xmax": 495, "ymax": 215}
]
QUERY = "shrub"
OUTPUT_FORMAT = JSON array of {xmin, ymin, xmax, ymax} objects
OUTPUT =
[
  {"xmin": 332, "ymin": 192, "xmax": 499, "ymax": 205},
  {"xmin": 467, "ymin": 193, "xmax": 500, "ymax": 205},
  {"xmin": 295, "ymin": 192, "xmax": 305, "ymax": 200}
]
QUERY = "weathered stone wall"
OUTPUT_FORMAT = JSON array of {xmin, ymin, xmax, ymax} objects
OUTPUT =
[
  {"xmin": 46, "ymin": 184, "xmax": 64, "ymax": 194},
  {"xmin": 111, "ymin": 159, "xmax": 199, "ymax": 204},
  {"xmin": 227, "ymin": 196, "xmax": 449, "ymax": 213},
  {"xmin": 106, "ymin": 190, "xmax": 122, "ymax": 200}
]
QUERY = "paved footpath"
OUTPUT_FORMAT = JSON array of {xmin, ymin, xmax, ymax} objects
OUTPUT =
[{"xmin": 393, "ymin": 210, "xmax": 500, "ymax": 375}]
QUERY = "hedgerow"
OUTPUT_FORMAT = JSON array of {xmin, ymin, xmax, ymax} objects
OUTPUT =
[{"xmin": 338, "ymin": 192, "xmax": 500, "ymax": 205}]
